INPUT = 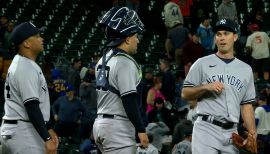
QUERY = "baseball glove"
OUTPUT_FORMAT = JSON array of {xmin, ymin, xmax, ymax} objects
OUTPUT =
[{"xmin": 231, "ymin": 132, "xmax": 257, "ymax": 154}]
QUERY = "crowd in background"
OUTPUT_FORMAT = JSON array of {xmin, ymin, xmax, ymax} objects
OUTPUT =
[{"xmin": 0, "ymin": 0, "xmax": 270, "ymax": 153}]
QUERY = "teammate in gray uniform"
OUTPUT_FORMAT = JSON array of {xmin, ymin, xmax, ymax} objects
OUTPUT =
[
  {"xmin": 0, "ymin": 22, "xmax": 58, "ymax": 154},
  {"xmin": 93, "ymin": 7, "xmax": 149, "ymax": 154},
  {"xmin": 182, "ymin": 18, "xmax": 257, "ymax": 154}
]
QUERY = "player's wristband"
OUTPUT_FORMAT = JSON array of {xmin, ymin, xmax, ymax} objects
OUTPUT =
[
  {"xmin": 137, "ymin": 129, "xmax": 146, "ymax": 133},
  {"xmin": 45, "ymin": 136, "xmax": 52, "ymax": 142}
]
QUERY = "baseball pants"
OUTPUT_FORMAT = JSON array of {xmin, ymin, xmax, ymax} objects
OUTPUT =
[
  {"xmin": 0, "ymin": 120, "xmax": 45, "ymax": 154},
  {"xmin": 93, "ymin": 116, "xmax": 136, "ymax": 154},
  {"xmin": 192, "ymin": 116, "xmax": 239, "ymax": 154}
]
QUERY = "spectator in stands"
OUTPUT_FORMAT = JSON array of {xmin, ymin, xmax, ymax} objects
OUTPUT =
[
  {"xmin": 217, "ymin": 0, "xmax": 238, "ymax": 22},
  {"xmin": 255, "ymin": 92, "xmax": 270, "ymax": 154},
  {"xmin": 141, "ymin": 67, "xmax": 154, "ymax": 112},
  {"xmin": 50, "ymin": 68, "xmax": 67, "ymax": 98},
  {"xmin": 47, "ymin": 69, "xmax": 66, "ymax": 125},
  {"xmin": 148, "ymin": 97, "xmax": 173, "ymax": 134},
  {"xmin": 52, "ymin": 85, "xmax": 85, "ymax": 143},
  {"xmin": 163, "ymin": 0, "xmax": 183, "ymax": 30},
  {"xmin": 87, "ymin": 62, "xmax": 96, "ymax": 82},
  {"xmin": 80, "ymin": 66, "xmax": 88, "ymax": 81},
  {"xmin": 172, "ymin": 120, "xmax": 193, "ymax": 154},
  {"xmin": 171, "ymin": 0, "xmax": 193, "ymax": 29},
  {"xmin": 0, "ymin": 15, "xmax": 8, "ymax": 48},
  {"xmin": 2, "ymin": 21, "xmax": 14, "ymax": 51},
  {"xmin": 174, "ymin": 70, "xmax": 188, "ymax": 114},
  {"xmin": 146, "ymin": 74, "xmax": 165, "ymax": 113},
  {"xmin": 182, "ymin": 33, "xmax": 204, "ymax": 75},
  {"xmin": 196, "ymin": 16, "xmax": 215, "ymax": 56},
  {"xmin": 171, "ymin": 119, "xmax": 193, "ymax": 150},
  {"xmin": 245, "ymin": 24, "xmax": 270, "ymax": 82},
  {"xmin": 159, "ymin": 58, "xmax": 175, "ymax": 104},
  {"xmin": 67, "ymin": 57, "xmax": 81, "ymax": 96},
  {"xmin": 80, "ymin": 69, "xmax": 97, "ymax": 112},
  {"xmin": 146, "ymin": 119, "xmax": 170, "ymax": 152},
  {"xmin": 190, "ymin": 0, "xmax": 209, "ymax": 33},
  {"xmin": 136, "ymin": 133, "xmax": 159, "ymax": 154},
  {"xmin": 165, "ymin": 21, "xmax": 190, "ymax": 64},
  {"xmin": 80, "ymin": 71, "xmax": 97, "ymax": 139},
  {"xmin": 251, "ymin": 11, "xmax": 267, "ymax": 32}
]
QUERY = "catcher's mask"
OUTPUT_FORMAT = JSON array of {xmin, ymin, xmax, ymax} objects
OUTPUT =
[{"xmin": 99, "ymin": 6, "xmax": 144, "ymax": 47}]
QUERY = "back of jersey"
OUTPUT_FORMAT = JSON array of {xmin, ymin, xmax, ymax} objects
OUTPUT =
[{"xmin": 95, "ymin": 49, "xmax": 141, "ymax": 117}]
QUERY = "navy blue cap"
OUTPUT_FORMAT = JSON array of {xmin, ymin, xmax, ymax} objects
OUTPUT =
[
  {"xmin": 88, "ymin": 62, "xmax": 96, "ymax": 69},
  {"xmin": 212, "ymin": 19, "xmax": 238, "ymax": 33},
  {"xmin": 11, "ymin": 22, "xmax": 43, "ymax": 45},
  {"xmin": 66, "ymin": 84, "xmax": 75, "ymax": 92}
]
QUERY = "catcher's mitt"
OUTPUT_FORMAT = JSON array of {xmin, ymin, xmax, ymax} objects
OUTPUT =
[{"xmin": 231, "ymin": 132, "xmax": 257, "ymax": 154}]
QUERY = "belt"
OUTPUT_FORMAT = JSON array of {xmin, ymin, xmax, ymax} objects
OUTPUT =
[
  {"xmin": 98, "ymin": 114, "xmax": 127, "ymax": 119},
  {"xmin": 199, "ymin": 115, "xmax": 236, "ymax": 130},
  {"xmin": 102, "ymin": 114, "xmax": 114, "ymax": 119},
  {"xmin": 3, "ymin": 119, "xmax": 31, "ymax": 125},
  {"xmin": 3, "ymin": 120, "xmax": 18, "ymax": 124}
]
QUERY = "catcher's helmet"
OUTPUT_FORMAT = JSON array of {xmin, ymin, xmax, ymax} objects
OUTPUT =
[{"xmin": 99, "ymin": 7, "xmax": 144, "ymax": 47}]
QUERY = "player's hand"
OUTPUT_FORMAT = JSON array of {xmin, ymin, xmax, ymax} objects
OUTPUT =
[
  {"xmin": 48, "ymin": 129, "xmax": 59, "ymax": 148},
  {"xmin": 206, "ymin": 81, "xmax": 225, "ymax": 94},
  {"xmin": 45, "ymin": 139, "xmax": 58, "ymax": 154},
  {"xmin": 138, "ymin": 133, "xmax": 149, "ymax": 149}
]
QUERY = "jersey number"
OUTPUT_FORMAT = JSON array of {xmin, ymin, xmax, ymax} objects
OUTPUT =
[
  {"xmin": 255, "ymin": 36, "xmax": 262, "ymax": 44},
  {"xmin": 54, "ymin": 83, "xmax": 66, "ymax": 92}
]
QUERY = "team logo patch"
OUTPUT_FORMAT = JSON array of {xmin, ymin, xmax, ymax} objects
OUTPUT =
[
  {"xmin": 209, "ymin": 65, "xmax": 216, "ymax": 68},
  {"xmin": 220, "ymin": 19, "xmax": 226, "ymax": 24}
]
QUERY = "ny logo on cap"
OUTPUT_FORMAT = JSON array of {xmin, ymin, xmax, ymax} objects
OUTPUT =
[{"xmin": 220, "ymin": 19, "xmax": 226, "ymax": 24}]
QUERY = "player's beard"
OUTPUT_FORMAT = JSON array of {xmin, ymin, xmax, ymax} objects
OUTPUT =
[
  {"xmin": 217, "ymin": 44, "xmax": 232, "ymax": 54},
  {"xmin": 129, "ymin": 46, "xmax": 137, "ymax": 55}
]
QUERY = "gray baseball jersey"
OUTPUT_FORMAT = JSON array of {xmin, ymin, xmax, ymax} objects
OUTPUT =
[
  {"xmin": 183, "ymin": 54, "xmax": 256, "ymax": 123},
  {"xmin": 3, "ymin": 54, "xmax": 50, "ymax": 121},
  {"xmin": 95, "ymin": 49, "xmax": 142, "ymax": 116},
  {"xmin": 93, "ymin": 49, "xmax": 142, "ymax": 153},
  {"xmin": 136, "ymin": 144, "xmax": 159, "ymax": 154},
  {"xmin": 0, "ymin": 54, "xmax": 50, "ymax": 154},
  {"xmin": 172, "ymin": 140, "xmax": 192, "ymax": 154}
]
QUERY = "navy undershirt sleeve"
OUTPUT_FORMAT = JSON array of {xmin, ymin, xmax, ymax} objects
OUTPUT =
[
  {"xmin": 24, "ymin": 100, "xmax": 51, "ymax": 141},
  {"xmin": 121, "ymin": 93, "xmax": 146, "ymax": 133}
]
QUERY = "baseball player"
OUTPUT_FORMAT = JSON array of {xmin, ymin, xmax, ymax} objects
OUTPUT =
[
  {"xmin": 93, "ymin": 6, "xmax": 149, "ymax": 153},
  {"xmin": 0, "ymin": 22, "xmax": 58, "ymax": 154},
  {"xmin": 182, "ymin": 18, "xmax": 257, "ymax": 154}
]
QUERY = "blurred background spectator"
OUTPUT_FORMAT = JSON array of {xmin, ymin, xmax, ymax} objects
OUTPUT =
[{"xmin": 52, "ymin": 85, "xmax": 85, "ymax": 144}]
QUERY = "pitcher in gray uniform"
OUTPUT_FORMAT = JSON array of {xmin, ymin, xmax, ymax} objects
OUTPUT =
[
  {"xmin": 0, "ymin": 22, "xmax": 58, "ymax": 154},
  {"xmin": 182, "ymin": 18, "xmax": 257, "ymax": 154},
  {"xmin": 93, "ymin": 7, "xmax": 149, "ymax": 154}
]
